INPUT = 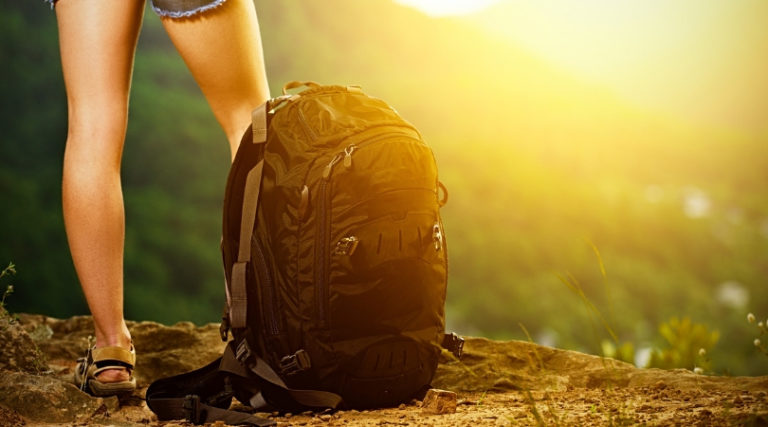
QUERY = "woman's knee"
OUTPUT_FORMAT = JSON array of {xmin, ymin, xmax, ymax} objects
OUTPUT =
[{"xmin": 64, "ymin": 103, "xmax": 129, "ymax": 165}]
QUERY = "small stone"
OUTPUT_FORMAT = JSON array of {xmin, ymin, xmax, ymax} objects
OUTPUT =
[
  {"xmin": 398, "ymin": 403, "xmax": 406, "ymax": 410},
  {"xmin": 285, "ymin": 412, "xmax": 293, "ymax": 418},
  {"xmin": 420, "ymin": 388, "xmax": 457, "ymax": 415},
  {"xmin": 319, "ymin": 414, "xmax": 332, "ymax": 421},
  {"xmin": 653, "ymin": 380, "xmax": 667, "ymax": 390}
]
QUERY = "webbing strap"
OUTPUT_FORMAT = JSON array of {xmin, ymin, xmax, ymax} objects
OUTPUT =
[
  {"xmin": 221, "ymin": 342, "xmax": 343, "ymax": 409},
  {"xmin": 229, "ymin": 103, "xmax": 268, "ymax": 329},
  {"xmin": 252, "ymin": 103, "xmax": 267, "ymax": 145},
  {"xmin": 149, "ymin": 395, "xmax": 275, "ymax": 426},
  {"xmin": 146, "ymin": 356, "xmax": 275, "ymax": 426}
]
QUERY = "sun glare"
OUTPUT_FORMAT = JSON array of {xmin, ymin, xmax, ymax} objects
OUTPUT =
[
  {"xmin": 393, "ymin": 0, "xmax": 501, "ymax": 17},
  {"xmin": 462, "ymin": 0, "xmax": 768, "ymax": 131}
]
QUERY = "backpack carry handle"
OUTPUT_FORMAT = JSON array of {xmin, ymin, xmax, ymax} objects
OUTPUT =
[
  {"xmin": 282, "ymin": 81, "xmax": 321, "ymax": 95},
  {"xmin": 438, "ymin": 181, "xmax": 448, "ymax": 207}
]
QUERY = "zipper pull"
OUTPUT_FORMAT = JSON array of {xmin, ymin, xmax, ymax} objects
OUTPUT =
[
  {"xmin": 298, "ymin": 185, "xmax": 310, "ymax": 221},
  {"xmin": 322, "ymin": 154, "xmax": 343, "ymax": 180},
  {"xmin": 433, "ymin": 221, "xmax": 443, "ymax": 251},
  {"xmin": 343, "ymin": 145, "xmax": 357, "ymax": 169},
  {"xmin": 334, "ymin": 236, "xmax": 359, "ymax": 256}
]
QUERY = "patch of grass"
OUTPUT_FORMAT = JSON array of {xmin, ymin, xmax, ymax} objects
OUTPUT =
[
  {"xmin": 747, "ymin": 312, "xmax": 768, "ymax": 358},
  {"xmin": 0, "ymin": 262, "xmax": 49, "ymax": 373},
  {"xmin": 523, "ymin": 390, "xmax": 547, "ymax": 427},
  {"xmin": 1, "ymin": 262, "xmax": 18, "ymax": 330},
  {"xmin": 648, "ymin": 316, "xmax": 719, "ymax": 371}
]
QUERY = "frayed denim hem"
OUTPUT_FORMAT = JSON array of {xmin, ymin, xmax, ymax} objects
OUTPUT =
[{"xmin": 152, "ymin": 0, "xmax": 228, "ymax": 18}]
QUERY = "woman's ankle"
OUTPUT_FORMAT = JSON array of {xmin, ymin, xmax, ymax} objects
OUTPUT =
[{"xmin": 94, "ymin": 322, "xmax": 132, "ymax": 349}]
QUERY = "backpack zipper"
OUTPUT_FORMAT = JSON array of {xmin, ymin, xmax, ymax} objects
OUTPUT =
[
  {"xmin": 315, "ymin": 153, "xmax": 343, "ymax": 325},
  {"xmin": 314, "ymin": 131, "xmax": 422, "ymax": 326}
]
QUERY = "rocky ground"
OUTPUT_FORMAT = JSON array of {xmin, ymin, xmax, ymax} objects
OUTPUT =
[{"xmin": 1, "ymin": 312, "xmax": 767, "ymax": 426}]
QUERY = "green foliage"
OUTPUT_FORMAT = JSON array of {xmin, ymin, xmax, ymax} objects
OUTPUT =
[
  {"xmin": 601, "ymin": 340, "xmax": 635, "ymax": 365},
  {"xmin": 747, "ymin": 312, "xmax": 768, "ymax": 358},
  {"xmin": 648, "ymin": 317, "xmax": 719, "ymax": 371},
  {"xmin": 1, "ymin": 262, "xmax": 16, "ymax": 310},
  {"xmin": 1, "ymin": 262, "xmax": 18, "ymax": 330}
]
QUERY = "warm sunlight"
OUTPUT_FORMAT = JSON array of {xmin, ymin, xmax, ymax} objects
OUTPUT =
[
  {"xmin": 393, "ymin": 0, "xmax": 500, "ymax": 16},
  {"xmin": 465, "ymin": 0, "xmax": 768, "ymax": 131}
]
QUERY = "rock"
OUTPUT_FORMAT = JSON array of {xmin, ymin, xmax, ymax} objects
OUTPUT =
[
  {"xmin": 18, "ymin": 314, "xmax": 227, "ymax": 387},
  {"xmin": 420, "ymin": 388, "xmax": 457, "ymax": 415},
  {"xmin": 0, "ymin": 309, "xmax": 47, "ymax": 374},
  {"xmin": 0, "ymin": 370, "xmax": 114, "ymax": 423}
]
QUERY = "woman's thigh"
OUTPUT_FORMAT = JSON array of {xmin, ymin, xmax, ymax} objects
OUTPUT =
[
  {"xmin": 159, "ymin": 0, "xmax": 270, "ymax": 153},
  {"xmin": 56, "ymin": 0, "xmax": 146, "ymax": 162}
]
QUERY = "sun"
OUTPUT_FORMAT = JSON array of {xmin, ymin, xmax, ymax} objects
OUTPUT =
[{"xmin": 393, "ymin": 0, "xmax": 501, "ymax": 17}]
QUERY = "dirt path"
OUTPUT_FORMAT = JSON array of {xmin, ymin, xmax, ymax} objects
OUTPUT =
[{"xmin": 1, "ymin": 315, "xmax": 767, "ymax": 426}]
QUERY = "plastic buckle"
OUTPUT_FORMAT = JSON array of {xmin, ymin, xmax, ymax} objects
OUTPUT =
[
  {"xmin": 235, "ymin": 339, "xmax": 252, "ymax": 362},
  {"xmin": 442, "ymin": 332, "xmax": 465, "ymax": 359},
  {"xmin": 182, "ymin": 394, "xmax": 202, "ymax": 424},
  {"xmin": 279, "ymin": 349, "xmax": 311, "ymax": 375}
]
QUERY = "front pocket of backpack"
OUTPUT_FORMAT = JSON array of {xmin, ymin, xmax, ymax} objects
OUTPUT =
[{"xmin": 323, "ymin": 208, "xmax": 447, "ymax": 341}]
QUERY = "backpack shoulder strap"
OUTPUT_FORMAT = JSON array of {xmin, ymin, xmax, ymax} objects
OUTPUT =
[{"xmin": 229, "ymin": 104, "xmax": 268, "ymax": 329}]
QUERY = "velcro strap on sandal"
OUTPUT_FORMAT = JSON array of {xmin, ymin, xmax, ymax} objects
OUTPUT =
[{"xmin": 92, "ymin": 346, "xmax": 136, "ymax": 368}]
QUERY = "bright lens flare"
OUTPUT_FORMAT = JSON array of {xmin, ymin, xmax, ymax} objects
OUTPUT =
[{"xmin": 394, "ymin": 0, "xmax": 501, "ymax": 16}]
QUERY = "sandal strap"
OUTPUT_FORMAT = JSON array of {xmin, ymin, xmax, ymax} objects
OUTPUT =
[
  {"xmin": 92, "ymin": 345, "xmax": 136, "ymax": 368},
  {"xmin": 93, "ymin": 364, "xmax": 132, "ymax": 376}
]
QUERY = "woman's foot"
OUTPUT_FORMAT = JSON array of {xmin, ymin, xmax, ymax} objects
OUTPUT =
[
  {"xmin": 75, "ymin": 340, "xmax": 137, "ymax": 396},
  {"xmin": 93, "ymin": 323, "xmax": 133, "ymax": 383},
  {"xmin": 75, "ymin": 322, "xmax": 136, "ymax": 395}
]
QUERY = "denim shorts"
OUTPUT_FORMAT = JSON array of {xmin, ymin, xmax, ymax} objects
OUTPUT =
[{"xmin": 46, "ymin": 0, "xmax": 229, "ymax": 18}]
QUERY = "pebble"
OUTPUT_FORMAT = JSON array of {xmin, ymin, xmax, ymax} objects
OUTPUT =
[
  {"xmin": 420, "ymin": 388, "xmax": 458, "ymax": 415},
  {"xmin": 319, "ymin": 414, "xmax": 332, "ymax": 421}
]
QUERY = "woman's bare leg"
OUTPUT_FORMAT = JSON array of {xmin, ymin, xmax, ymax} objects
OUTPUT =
[
  {"xmin": 57, "ymin": 0, "xmax": 145, "ymax": 382},
  {"xmin": 160, "ymin": 0, "xmax": 270, "ymax": 159}
]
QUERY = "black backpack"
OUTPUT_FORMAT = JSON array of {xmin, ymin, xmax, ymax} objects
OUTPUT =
[{"xmin": 147, "ymin": 82, "xmax": 462, "ymax": 425}]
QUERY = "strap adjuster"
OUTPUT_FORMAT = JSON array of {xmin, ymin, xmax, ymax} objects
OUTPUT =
[
  {"xmin": 279, "ymin": 349, "xmax": 311, "ymax": 375},
  {"xmin": 235, "ymin": 339, "xmax": 252, "ymax": 362},
  {"xmin": 442, "ymin": 332, "xmax": 465, "ymax": 359},
  {"xmin": 182, "ymin": 394, "xmax": 202, "ymax": 424}
]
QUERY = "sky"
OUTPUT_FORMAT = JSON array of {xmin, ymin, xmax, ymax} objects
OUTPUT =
[{"xmin": 395, "ymin": 0, "xmax": 768, "ymax": 133}]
